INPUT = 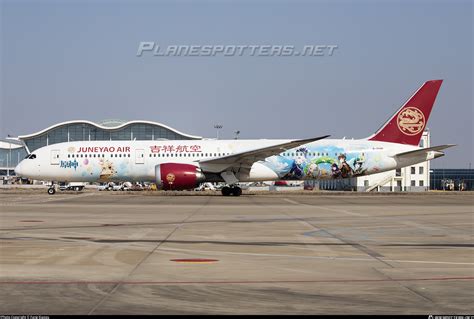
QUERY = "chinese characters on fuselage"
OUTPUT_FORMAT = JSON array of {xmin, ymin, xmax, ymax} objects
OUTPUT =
[{"xmin": 150, "ymin": 145, "xmax": 202, "ymax": 153}]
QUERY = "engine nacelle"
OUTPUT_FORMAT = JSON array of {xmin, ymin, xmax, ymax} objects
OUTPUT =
[{"xmin": 155, "ymin": 163, "xmax": 205, "ymax": 190}]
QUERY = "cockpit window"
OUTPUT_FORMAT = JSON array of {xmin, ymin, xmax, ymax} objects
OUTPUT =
[{"xmin": 27, "ymin": 154, "xmax": 37, "ymax": 159}]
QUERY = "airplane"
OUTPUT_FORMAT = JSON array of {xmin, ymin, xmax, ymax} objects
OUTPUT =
[{"xmin": 14, "ymin": 79, "xmax": 455, "ymax": 196}]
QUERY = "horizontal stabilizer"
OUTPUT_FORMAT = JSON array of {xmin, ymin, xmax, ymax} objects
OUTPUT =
[{"xmin": 393, "ymin": 144, "xmax": 456, "ymax": 159}]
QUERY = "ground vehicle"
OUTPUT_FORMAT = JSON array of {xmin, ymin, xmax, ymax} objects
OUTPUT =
[
  {"xmin": 97, "ymin": 183, "xmax": 111, "ymax": 191},
  {"xmin": 195, "ymin": 182, "xmax": 217, "ymax": 191},
  {"xmin": 47, "ymin": 182, "xmax": 85, "ymax": 194}
]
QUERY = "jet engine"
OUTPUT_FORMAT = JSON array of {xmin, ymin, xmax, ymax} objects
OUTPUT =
[{"xmin": 155, "ymin": 163, "xmax": 205, "ymax": 190}]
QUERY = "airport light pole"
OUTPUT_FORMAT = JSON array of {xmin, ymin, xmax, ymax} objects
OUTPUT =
[
  {"xmin": 214, "ymin": 124, "xmax": 223, "ymax": 140},
  {"xmin": 7, "ymin": 139, "xmax": 11, "ymax": 178}
]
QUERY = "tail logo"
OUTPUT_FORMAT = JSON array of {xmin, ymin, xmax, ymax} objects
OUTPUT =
[{"xmin": 397, "ymin": 107, "xmax": 425, "ymax": 136}]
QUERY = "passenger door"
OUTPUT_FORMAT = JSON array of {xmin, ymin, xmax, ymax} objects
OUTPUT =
[
  {"xmin": 50, "ymin": 150, "xmax": 60, "ymax": 165},
  {"xmin": 135, "ymin": 149, "xmax": 145, "ymax": 164}
]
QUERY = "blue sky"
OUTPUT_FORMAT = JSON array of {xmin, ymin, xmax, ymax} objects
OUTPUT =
[{"xmin": 1, "ymin": 0, "xmax": 472, "ymax": 168}]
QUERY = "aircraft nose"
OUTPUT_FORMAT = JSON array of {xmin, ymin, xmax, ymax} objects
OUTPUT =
[{"xmin": 14, "ymin": 162, "xmax": 23, "ymax": 176}]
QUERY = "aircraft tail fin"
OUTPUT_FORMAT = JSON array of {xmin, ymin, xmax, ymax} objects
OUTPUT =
[{"xmin": 368, "ymin": 80, "xmax": 443, "ymax": 146}]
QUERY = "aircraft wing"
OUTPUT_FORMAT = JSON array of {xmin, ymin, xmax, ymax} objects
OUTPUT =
[{"xmin": 198, "ymin": 135, "xmax": 330, "ymax": 171}]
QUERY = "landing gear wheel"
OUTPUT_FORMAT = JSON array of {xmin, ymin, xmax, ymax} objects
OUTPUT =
[
  {"xmin": 231, "ymin": 187, "xmax": 242, "ymax": 196},
  {"xmin": 221, "ymin": 186, "xmax": 231, "ymax": 196},
  {"xmin": 47, "ymin": 187, "xmax": 56, "ymax": 195}
]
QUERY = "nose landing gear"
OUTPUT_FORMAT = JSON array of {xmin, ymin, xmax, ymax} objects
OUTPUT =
[
  {"xmin": 221, "ymin": 185, "xmax": 242, "ymax": 196},
  {"xmin": 47, "ymin": 185, "xmax": 56, "ymax": 195}
]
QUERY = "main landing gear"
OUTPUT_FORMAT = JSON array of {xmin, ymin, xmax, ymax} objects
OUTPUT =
[{"xmin": 221, "ymin": 185, "xmax": 242, "ymax": 196}]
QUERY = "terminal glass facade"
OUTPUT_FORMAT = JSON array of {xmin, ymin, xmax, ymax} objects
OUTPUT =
[
  {"xmin": 23, "ymin": 122, "xmax": 200, "ymax": 152},
  {"xmin": 0, "ymin": 146, "xmax": 28, "ymax": 176},
  {"xmin": 430, "ymin": 169, "xmax": 474, "ymax": 191}
]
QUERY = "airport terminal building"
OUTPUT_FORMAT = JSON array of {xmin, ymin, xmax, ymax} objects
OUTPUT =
[
  {"xmin": 18, "ymin": 119, "xmax": 202, "ymax": 153},
  {"xmin": 1, "ymin": 119, "xmax": 202, "ymax": 180},
  {"xmin": 0, "ymin": 138, "xmax": 28, "ymax": 177}
]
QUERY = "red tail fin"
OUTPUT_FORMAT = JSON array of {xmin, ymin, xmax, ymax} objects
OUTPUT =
[{"xmin": 368, "ymin": 80, "xmax": 443, "ymax": 146}]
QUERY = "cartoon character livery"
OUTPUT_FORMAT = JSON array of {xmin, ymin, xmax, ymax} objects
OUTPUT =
[{"xmin": 15, "ymin": 80, "xmax": 455, "ymax": 196}]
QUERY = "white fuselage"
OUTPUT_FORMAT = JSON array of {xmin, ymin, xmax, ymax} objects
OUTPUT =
[{"xmin": 15, "ymin": 138, "xmax": 426, "ymax": 184}]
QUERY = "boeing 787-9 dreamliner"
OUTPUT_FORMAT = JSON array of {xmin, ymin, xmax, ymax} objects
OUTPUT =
[{"xmin": 15, "ymin": 80, "xmax": 454, "ymax": 196}]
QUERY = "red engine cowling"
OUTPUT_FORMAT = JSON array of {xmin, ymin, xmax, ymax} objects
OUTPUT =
[{"xmin": 155, "ymin": 163, "xmax": 205, "ymax": 190}]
